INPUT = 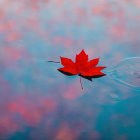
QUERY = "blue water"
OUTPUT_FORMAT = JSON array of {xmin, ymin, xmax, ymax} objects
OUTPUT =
[{"xmin": 0, "ymin": 0, "xmax": 140, "ymax": 140}]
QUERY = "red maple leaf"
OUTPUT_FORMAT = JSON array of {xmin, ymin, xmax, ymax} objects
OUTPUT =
[{"xmin": 49, "ymin": 49, "xmax": 106, "ymax": 89}]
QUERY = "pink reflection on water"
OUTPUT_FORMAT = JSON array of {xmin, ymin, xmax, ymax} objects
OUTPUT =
[
  {"xmin": 0, "ymin": 95, "xmax": 57, "ymax": 138},
  {"xmin": 61, "ymin": 80, "xmax": 84, "ymax": 100},
  {"xmin": 0, "ymin": 117, "xmax": 20, "ymax": 139},
  {"xmin": 55, "ymin": 123, "xmax": 79, "ymax": 140},
  {"xmin": 8, "ymin": 96, "xmax": 57, "ymax": 126}
]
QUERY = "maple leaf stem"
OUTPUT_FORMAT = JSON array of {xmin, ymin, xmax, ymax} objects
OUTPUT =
[
  {"xmin": 47, "ymin": 61, "xmax": 60, "ymax": 63},
  {"xmin": 80, "ymin": 77, "xmax": 83, "ymax": 90}
]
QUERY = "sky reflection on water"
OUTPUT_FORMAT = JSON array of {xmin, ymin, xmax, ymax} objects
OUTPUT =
[{"xmin": 0, "ymin": 0, "xmax": 140, "ymax": 139}]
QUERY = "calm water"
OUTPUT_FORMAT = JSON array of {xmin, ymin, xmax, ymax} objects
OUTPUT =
[{"xmin": 0, "ymin": 0, "xmax": 140, "ymax": 140}]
